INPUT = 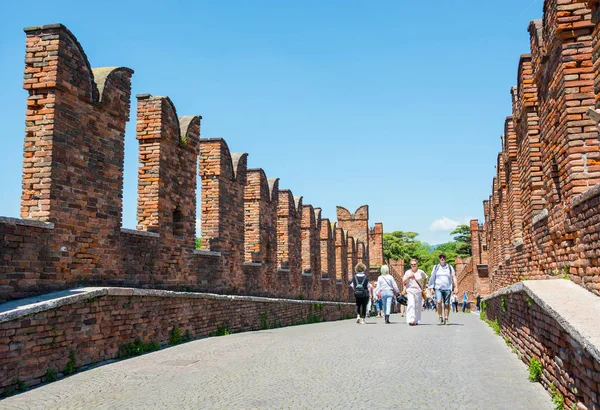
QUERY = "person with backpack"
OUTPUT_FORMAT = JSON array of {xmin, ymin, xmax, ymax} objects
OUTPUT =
[
  {"xmin": 350, "ymin": 263, "xmax": 371, "ymax": 324},
  {"xmin": 376, "ymin": 264, "xmax": 400, "ymax": 324},
  {"xmin": 427, "ymin": 253, "xmax": 458, "ymax": 325}
]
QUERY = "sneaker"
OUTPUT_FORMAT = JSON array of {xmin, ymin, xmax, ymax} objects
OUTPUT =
[
  {"xmin": 356, "ymin": 315, "xmax": 361, "ymax": 323},
  {"xmin": 361, "ymin": 319, "xmax": 366, "ymax": 324},
  {"xmin": 438, "ymin": 316, "xmax": 444, "ymax": 325},
  {"xmin": 444, "ymin": 318, "xmax": 449, "ymax": 325}
]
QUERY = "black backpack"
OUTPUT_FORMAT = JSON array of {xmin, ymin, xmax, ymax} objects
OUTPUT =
[{"xmin": 354, "ymin": 275, "xmax": 369, "ymax": 298}]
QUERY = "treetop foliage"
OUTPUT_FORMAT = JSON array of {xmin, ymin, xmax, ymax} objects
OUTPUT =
[{"xmin": 383, "ymin": 224, "xmax": 472, "ymax": 274}]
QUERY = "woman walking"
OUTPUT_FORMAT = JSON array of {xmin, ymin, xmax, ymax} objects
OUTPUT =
[
  {"xmin": 376, "ymin": 265, "xmax": 399, "ymax": 324},
  {"xmin": 402, "ymin": 259, "xmax": 428, "ymax": 326},
  {"xmin": 451, "ymin": 293, "xmax": 458, "ymax": 313},
  {"xmin": 350, "ymin": 263, "xmax": 371, "ymax": 324}
]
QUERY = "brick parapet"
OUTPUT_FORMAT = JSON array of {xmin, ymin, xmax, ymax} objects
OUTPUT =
[
  {"xmin": 346, "ymin": 235, "xmax": 358, "ymax": 283},
  {"xmin": 336, "ymin": 205, "xmax": 370, "ymax": 268},
  {"xmin": 368, "ymin": 222, "xmax": 384, "ymax": 267},
  {"xmin": 480, "ymin": 3, "xmax": 600, "ymax": 296},
  {"xmin": 483, "ymin": 281, "xmax": 600, "ymax": 409},
  {"xmin": 300, "ymin": 205, "xmax": 320, "ymax": 277},
  {"xmin": 1, "ymin": 23, "xmax": 376, "ymax": 305},
  {"xmin": 0, "ymin": 287, "xmax": 355, "ymax": 395},
  {"xmin": 136, "ymin": 96, "xmax": 200, "ymax": 252},
  {"xmin": 276, "ymin": 190, "xmax": 302, "ymax": 297}
]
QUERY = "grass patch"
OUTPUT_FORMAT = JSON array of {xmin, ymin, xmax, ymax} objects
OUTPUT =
[
  {"xmin": 501, "ymin": 296, "xmax": 507, "ymax": 313},
  {"xmin": 169, "ymin": 325, "xmax": 191, "ymax": 345},
  {"xmin": 45, "ymin": 368, "xmax": 57, "ymax": 382},
  {"xmin": 260, "ymin": 311, "xmax": 269, "ymax": 330},
  {"xmin": 63, "ymin": 350, "xmax": 76, "ymax": 375},
  {"xmin": 550, "ymin": 382, "xmax": 565, "ymax": 410},
  {"xmin": 118, "ymin": 339, "xmax": 160, "ymax": 359},
  {"xmin": 528, "ymin": 356, "xmax": 542, "ymax": 382},
  {"xmin": 209, "ymin": 326, "xmax": 231, "ymax": 337}
]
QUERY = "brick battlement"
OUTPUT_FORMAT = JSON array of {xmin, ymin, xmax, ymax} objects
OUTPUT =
[
  {"xmin": 0, "ymin": 24, "xmax": 385, "ymax": 303},
  {"xmin": 468, "ymin": 0, "xmax": 600, "ymax": 300}
]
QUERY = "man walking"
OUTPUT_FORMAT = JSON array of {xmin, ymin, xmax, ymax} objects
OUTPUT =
[
  {"xmin": 462, "ymin": 291, "xmax": 468, "ymax": 313},
  {"xmin": 428, "ymin": 254, "xmax": 458, "ymax": 325}
]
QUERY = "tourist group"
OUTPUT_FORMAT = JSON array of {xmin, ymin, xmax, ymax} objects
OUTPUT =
[{"xmin": 350, "ymin": 254, "xmax": 478, "ymax": 326}]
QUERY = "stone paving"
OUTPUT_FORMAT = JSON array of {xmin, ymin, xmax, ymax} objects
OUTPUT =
[{"xmin": 0, "ymin": 311, "xmax": 552, "ymax": 409}]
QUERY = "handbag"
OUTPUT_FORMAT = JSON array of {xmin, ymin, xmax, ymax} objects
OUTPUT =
[{"xmin": 396, "ymin": 294, "xmax": 408, "ymax": 305}]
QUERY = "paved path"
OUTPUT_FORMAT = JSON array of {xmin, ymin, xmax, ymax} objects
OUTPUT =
[{"xmin": 1, "ymin": 311, "xmax": 552, "ymax": 409}]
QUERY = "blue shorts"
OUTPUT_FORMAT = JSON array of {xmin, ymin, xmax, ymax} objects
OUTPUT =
[{"xmin": 435, "ymin": 289, "xmax": 452, "ymax": 305}]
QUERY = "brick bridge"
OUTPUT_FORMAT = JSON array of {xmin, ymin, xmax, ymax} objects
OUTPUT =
[{"xmin": 2, "ymin": 1, "xmax": 600, "ymax": 409}]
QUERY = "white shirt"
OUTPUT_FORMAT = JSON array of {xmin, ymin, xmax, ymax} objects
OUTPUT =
[
  {"xmin": 430, "ymin": 264, "xmax": 454, "ymax": 290},
  {"xmin": 376, "ymin": 274, "xmax": 399, "ymax": 293},
  {"xmin": 403, "ymin": 269, "xmax": 427, "ymax": 294}
]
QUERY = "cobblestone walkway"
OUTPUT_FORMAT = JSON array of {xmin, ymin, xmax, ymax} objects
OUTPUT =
[{"xmin": 1, "ymin": 311, "xmax": 552, "ymax": 409}]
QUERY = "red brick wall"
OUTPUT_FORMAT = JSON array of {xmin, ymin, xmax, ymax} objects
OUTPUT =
[
  {"xmin": 336, "ymin": 205, "xmax": 370, "ymax": 268},
  {"xmin": 0, "ymin": 289, "xmax": 356, "ymax": 396},
  {"xmin": 276, "ymin": 190, "xmax": 302, "ymax": 298},
  {"xmin": 199, "ymin": 139, "xmax": 246, "ymax": 291},
  {"xmin": 485, "ymin": 289, "xmax": 599, "ymax": 409},
  {"xmin": 369, "ymin": 222, "xmax": 384, "ymax": 267},
  {"xmin": 1, "ymin": 23, "xmax": 384, "ymax": 304},
  {"xmin": 20, "ymin": 24, "xmax": 132, "ymax": 287},
  {"xmin": 477, "ymin": 1, "xmax": 600, "ymax": 297}
]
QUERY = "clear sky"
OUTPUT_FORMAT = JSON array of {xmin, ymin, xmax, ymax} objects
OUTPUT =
[{"xmin": 0, "ymin": 0, "xmax": 543, "ymax": 245}]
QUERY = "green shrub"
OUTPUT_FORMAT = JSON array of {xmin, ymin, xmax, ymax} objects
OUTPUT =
[
  {"xmin": 491, "ymin": 319, "xmax": 500, "ymax": 335},
  {"xmin": 260, "ymin": 312, "xmax": 269, "ymax": 330},
  {"xmin": 169, "ymin": 324, "xmax": 191, "ymax": 345},
  {"xmin": 118, "ymin": 339, "xmax": 160, "ymax": 359},
  {"xmin": 45, "ymin": 368, "xmax": 57, "ymax": 382},
  {"xmin": 209, "ymin": 326, "xmax": 231, "ymax": 337},
  {"xmin": 63, "ymin": 350, "xmax": 76, "ymax": 375},
  {"xmin": 550, "ymin": 382, "xmax": 565, "ymax": 410},
  {"xmin": 14, "ymin": 378, "xmax": 26, "ymax": 392},
  {"xmin": 528, "ymin": 357, "xmax": 543, "ymax": 382},
  {"xmin": 526, "ymin": 295, "xmax": 534, "ymax": 307},
  {"xmin": 501, "ymin": 296, "xmax": 507, "ymax": 313}
]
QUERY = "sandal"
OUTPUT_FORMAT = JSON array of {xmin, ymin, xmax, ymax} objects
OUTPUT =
[
  {"xmin": 444, "ymin": 318, "xmax": 449, "ymax": 325},
  {"xmin": 438, "ymin": 316, "xmax": 444, "ymax": 325}
]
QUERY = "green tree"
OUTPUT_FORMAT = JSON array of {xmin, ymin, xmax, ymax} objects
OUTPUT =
[
  {"xmin": 383, "ymin": 231, "xmax": 431, "ymax": 271},
  {"xmin": 450, "ymin": 224, "xmax": 472, "ymax": 258}
]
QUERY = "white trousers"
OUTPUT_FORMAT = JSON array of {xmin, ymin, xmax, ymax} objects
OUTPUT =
[{"xmin": 406, "ymin": 291, "xmax": 423, "ymax": 324}]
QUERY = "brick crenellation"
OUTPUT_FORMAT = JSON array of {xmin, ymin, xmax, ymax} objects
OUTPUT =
[{"xmin": 0, "ymin": 24, "xmax": 384, "ymax": 303}]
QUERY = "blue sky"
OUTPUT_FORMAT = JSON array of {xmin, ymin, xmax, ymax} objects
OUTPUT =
[{"xmin": 0, "ymin": 0, "xmax": 542, "ymax": 245}]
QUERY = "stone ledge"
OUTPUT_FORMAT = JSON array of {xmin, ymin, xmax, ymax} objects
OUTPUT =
[
  {"xmin": 0, "ymin": 216, "xmax": 54, "ymax": 229},
  {"xmin": 120, "ymin": 228, "xmax": 160, "ymax": 238},
  {"xmin": 276, "ymin": 268, "xmax": 290, "ymax": 273},
  {"xmin": 571, "ymin": 182, "xmax": 600, "ymax": 208},
  {"xmin": 243, "ymin": 262, "xmax": 262, "ymax": 267},
  {"xmin": 483, "ymin": 280, "xmax": 600, "ymax": 364},
  {"xmin": 302, "ymin": 272, "xmax": 313, "ymax": 277},
  {"xmin": 532, "ymin": 208, "xmax": 549, "ymax": 225},
  {"xmin": 193, "ymin": 250, "xmax": 221, "ymax": 257},
  {"xmin": 0, "ymin": 287, "xmax": 353, "ymax": 324}
]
